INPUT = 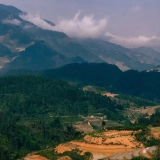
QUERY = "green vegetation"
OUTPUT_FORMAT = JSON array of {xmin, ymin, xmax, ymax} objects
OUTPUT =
[
  {"xmin": 0, "ymin": 113, "xmax": 81, "ymax": 160},
  {"xmin": 131, "ymin": 157, "xmax": 149, "ymax": 160},
  {"xmin": 0, "ymin": 75, "xmax": 128, "ymax": 159},
  {"xmin": 0, "ymin": 75, "xmax": 125, "ymax": 118},
  {"xmin": 136, "ymin": 109, "xmax": 160, "ymax": 127},
  {"xmin": 116, "ymin": 94, "xmax": 157, "ymax": 108},
  {"xmin": 134, "ymin": 127, "xmax": 160, "ymax": 147},
  {"xmin": 107, "ymin": 125, "xmax": 146, "ymax": 131},
  {"xmin": 62, "ymin": 150, "xmax": 92, "ymax": 160},
  {"xmin": 38, "ymin": 149, "xmax": 59, "ymax": 160},
  {"xmin": 40, "ymin": 63, "xmax": 160, "ymax": 101},
  {"xmin": 39, "ymin": 149, "xmax": 92, "ymax": 160}
]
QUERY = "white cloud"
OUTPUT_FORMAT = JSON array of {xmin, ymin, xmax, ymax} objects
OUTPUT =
[
  {"xmin": 2, "ymin": 19, "xmax": 21, "ymax": 25},
  {"xmin": 19, "ymin": 12, "xmax": 160, "ymax": 48},
  {"xmin": 105, "ymin": 32, "xmax": 160, "ymax": 48},
  {"xmin": 20, "ymin": 12, "xmax": 108, "ymax": 39},
  {"xmin": 20, "ymin": 14, "xmax": 53, "ymax": 30},
  {"xmin": 53, "ymin": 12, "xmax": 108, "ymax": 38}
]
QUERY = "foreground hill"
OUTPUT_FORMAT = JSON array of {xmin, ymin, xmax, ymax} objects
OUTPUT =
[
  {"xmin": 0, "ymin": 75, "xmax": 126, "ymax": 118},
  {"xmin": 0, "ymin": 75, "xmax": 129, "ymax": 159},
  {"xmin": 0, "ymin": 75, "xmax": 159, "ymax": 160},
  {"xmin": 24, "ymin": 126, "xmax": 160, "ymax": 160}
]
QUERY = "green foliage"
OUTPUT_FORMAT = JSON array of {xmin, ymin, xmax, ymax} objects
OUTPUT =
[
  {"xmin": 107, "ymin": 125, "xmax": 146, "ymax": 131},
  {"xmin": 145, "ymin": 138, "xmax": 160, "ymax": 147},
  {"xmin": 150, "ymin": 109, "xmax": 160, "ymax": 127},
  {"xmin": 0, "ymin": 75, "xmax": 126, "ymax": 159},
  {"xmin": 0, "ymin": 75, "xmax": 124, "ymax": 119},
  {"xmin": 38, "ymin": 150, "xmax": 59, "ymax": 160},
  {"xmin": 136, "ymin": 109, "xmax": 160, "ymax": 127},
  {"xmin": 40, "ymin": 63, "xmax": 160, "ymax": 101},
  {"xmin": 117, "ymin": 94, "xmax": 157, "ymax": 108},
  {"xmin": 62, "ymin": 150, "xmax": 92, "ymax": 160},
  {"xmin": 135, "ymin": 128, "xmax": 153, "ymax": 146},
  {"xmin": 39, "ymin": 149, "xmax": 92, "ymax": 160},
  {"xmin": 0, "ymin": 112, "xmax": 82, "ymax": 159},
  {"xmin": 131, "ymin": 157, "xmax": 149, "ymax": 160}
]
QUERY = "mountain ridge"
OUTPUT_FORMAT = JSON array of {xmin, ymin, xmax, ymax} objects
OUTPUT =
[{"xmin": 0, "ymin": 4, "xmax": 159, "ymax": 72}]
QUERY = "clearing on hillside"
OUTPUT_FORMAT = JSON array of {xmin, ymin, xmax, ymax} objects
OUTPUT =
[{"xmin": 55, "ymin": 129, "xmax": 143, "ymax": 158}]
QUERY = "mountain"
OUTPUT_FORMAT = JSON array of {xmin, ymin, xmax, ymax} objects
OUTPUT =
[
  {"xmin": 0, "ymin": 4, "xmax": 158, "ymax": 72},
  {"xmin": 0, "ymin": 4, "xmax": 93, "ymax": 72},
  {"xmin": 3, "ymin": 41, "xmax": 85, "ymax": 71},
  {"xmin": 77, "ymin": 39, "xmax": 155, "ymax": 71},
  {"xmin": 0, "ymin": 43, "xmax": 12, "ymax": 57},
  {"xmin": 147, "ymin": 65, "xmax": 160, "ymax": 72},
  {"xmin": 131, "ymin": 47, "xmax": 160, "ymax": 66},
  {"xmin": 0, "ymin": 4, "xmax": 22, "ymax": 14}
]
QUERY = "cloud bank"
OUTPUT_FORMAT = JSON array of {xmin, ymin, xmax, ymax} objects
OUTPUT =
[
  {"xmin": 20, "ymin": 14, "xmax": 54, "ymax": 30},
  {"xmin": 105, "ymin": 32, "xmax": 160, "ymax": 48},
  {"xmin": 19, "ymin": 12, "xmax": 160, "ymax": 48},
  {"xmin": 53, "ymin": 12, "xmax": 108, "ymax": 38},
  {"xmin": 2, "ymin": 18, "xmax": 21, "ymax": 25},
  {"xmin": 20, "ymin": 12, "xmax": 108, "ymax": 39}
]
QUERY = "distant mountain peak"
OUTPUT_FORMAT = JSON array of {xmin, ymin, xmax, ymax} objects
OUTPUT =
[
  {"xmin": 0, "ymin": 4, "xmax": 159, "ymax": 73},
  {"xmin": 0, "ymin": 4, "xmax": 23, "ymax": 15}
]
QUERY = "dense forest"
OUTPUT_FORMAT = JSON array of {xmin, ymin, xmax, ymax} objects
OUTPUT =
[
  {"xmin": 5, "ymin": 63, "xmax": 160, "ymax": 101},
  {"xmin": 38, "ymin": 63, "xmax": 160, "ymax": 101},
  {"xmin": 0, "ymin": 75, "xmax": 128, "ymax": 159},
  {"xmin": 0, "ymin": 75, "xmax": 126, "ymax": 119},
  {"xmin": 1, "ymin": 65, "xmax": 160, "ymax": 159}
]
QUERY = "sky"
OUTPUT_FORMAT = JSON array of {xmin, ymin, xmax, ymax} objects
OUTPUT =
[{"xmin": 0, "ymin": 0, "xmax": 160, "ymax": 50}]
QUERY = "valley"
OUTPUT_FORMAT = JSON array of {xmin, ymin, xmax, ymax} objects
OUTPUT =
[
  {"xmin": 0, "ymin": 2, "xmax": 160, "ymax": 160},
  {"xmin": 0, "ymin": 74, "xmax": 159, "ymax": 160}
]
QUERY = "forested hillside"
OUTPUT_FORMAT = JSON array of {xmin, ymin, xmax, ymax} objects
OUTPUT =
[
  {"xmin": 0, "ymin": 75, "xmax": 127, "ymax": 159},
  {"xmin": 39, "ymin": 63, "xmax": 160, "ymax": 101},
  {"xmin": 0, "ymin": 75, "xmax": 125, "ymax": 117}
]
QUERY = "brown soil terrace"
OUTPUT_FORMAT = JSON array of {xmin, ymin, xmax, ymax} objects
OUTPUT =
[
  {"xmin": 24, "ymin": 155, "xmax": 49, "ymax": 160},
  {"xmin": 24, "ymin": 128, "xmax": 159, "ymax": 160},
  {"xmin": 55, "ymin": 130, "xmax": 143, "ymax": 157}
]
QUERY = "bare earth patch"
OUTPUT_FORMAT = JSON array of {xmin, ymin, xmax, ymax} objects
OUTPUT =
[
  {"xmin": 58, "ymin": 156, "xmax": 72, "ymax": 160},
  {"xmin": 55, "ymin": 143, "xmax": 78, "ymax": 154},
  {"xmin": 55, "ymin": 130, "xmax": 143, "ymax": 158},
  {"xmin": 73, "ymin": 122, "xmax": 94, "ymax": 133},
  {"xmin": 103, "ymin": 92, "xmax": 118, "ymax": 98},
  {"xmin": 140, "ymin": 106, "xmax": 160, "ymax": 116},
  {"xmin": 151, "ymin": 127, "xmax": 160, "ymax": 138},
  {"xmin": 24, "ymin": 155, "xmax": 49, "ymax": 160}
]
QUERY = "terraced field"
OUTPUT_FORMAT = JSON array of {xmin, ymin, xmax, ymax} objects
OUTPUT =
[{"xmin": 55, "ymin": 130, "xmax": 143, "ymax": 159}]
